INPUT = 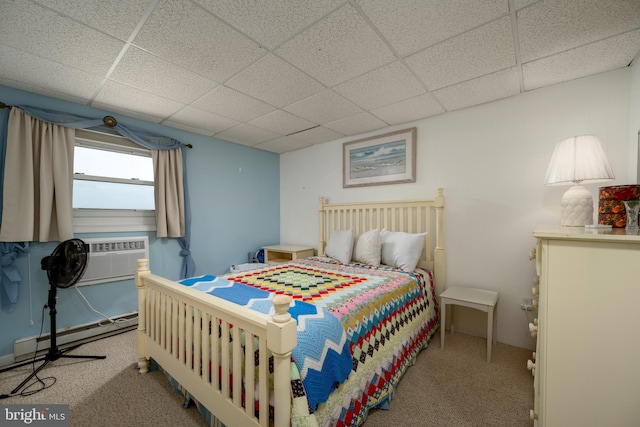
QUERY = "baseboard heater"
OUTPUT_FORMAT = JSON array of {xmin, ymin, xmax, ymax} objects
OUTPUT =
[{"xmin": 13, "ymin": 312, "xmax": 138, "ymax": 362}]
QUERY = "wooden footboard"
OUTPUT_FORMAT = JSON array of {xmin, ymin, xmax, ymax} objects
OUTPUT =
[{"xmin": 135, "ymin": 259, "xmax": 296, "ymax": 427}]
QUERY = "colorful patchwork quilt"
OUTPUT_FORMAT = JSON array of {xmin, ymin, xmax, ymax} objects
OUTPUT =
[{"xmin": 176, "ymin": 256, "xmax": 438, "ymax": 426}]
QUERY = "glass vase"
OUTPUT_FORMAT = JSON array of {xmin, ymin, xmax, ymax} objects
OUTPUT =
[{"xmin": 623, "ymin": 200, "xmax": 640, "ymax": 231}]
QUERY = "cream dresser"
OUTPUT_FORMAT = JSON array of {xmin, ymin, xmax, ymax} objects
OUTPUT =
[{"xmin": 530, "ymin": 226, "xmax": 640, "ymax": 427}]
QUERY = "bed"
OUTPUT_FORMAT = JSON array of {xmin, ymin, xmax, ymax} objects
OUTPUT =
[{"xmin": 134, "ymin": 188, "xmax": 446, "ymax": 427}]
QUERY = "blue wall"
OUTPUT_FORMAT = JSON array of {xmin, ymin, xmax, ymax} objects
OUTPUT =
[{"xmin": 0, "ymin": 85, "xmax": 280, "ymax": 361}]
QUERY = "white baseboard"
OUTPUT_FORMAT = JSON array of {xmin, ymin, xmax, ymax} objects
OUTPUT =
[{"xmin": 12, "ymin": 312, "xmax": 138, "ymax": 363}]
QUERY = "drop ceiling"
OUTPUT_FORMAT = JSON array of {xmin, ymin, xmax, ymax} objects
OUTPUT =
[{"xmin": 1, "ymin": 0, "xmax": 639, "ymax": 153}]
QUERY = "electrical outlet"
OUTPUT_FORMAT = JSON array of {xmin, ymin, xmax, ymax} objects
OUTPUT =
[{"xmin": 520, "ymin": 297, "xmax": 534, "ymax": 311}]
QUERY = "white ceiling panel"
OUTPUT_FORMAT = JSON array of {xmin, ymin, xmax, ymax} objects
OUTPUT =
[
  {"xmin": 32, "ymin": 0, "xmax": 155, "ymax": 41},
  {"xmin": 249, "ymin": 110, "xmax": 316, "ymax": 135},
  {"xmin": 226, "ymin": 54, "xmax": 325, "ymax": 107},
  {"xmin": 132, "ymin": 0, "xmax": 265, "ymax": 82},
  {"xmin": 1, "ymin": 0, "xmax": 639, "ymax": 153},
  {"xmin": 191, "ymin": 85, "xmax": 276, "ymax": 122},
  {"xmin": 215, "ymin": 124, "xmax": 280, "ymax": 146},
  {"xmin": 255, "ymin": 136, "xmax": 313, "ymax": 154},
  {"xmin": 94, "ymin": 80, "xmax": 185, "ymax": 121},
  {"xmin": 371, "ymin": 94, "xmax": 444, "ymax": 125},
  {"xmin": 518, "ymin": 0, "xmax": 640, "ymax": 62},
  {"xmin": 0, "ymin": 0, "xmax": 124, "ymax": 75},
  {"xmin": 356, "ymin": 0, "xmax": 507, "ymax": 56},
  {"xmin": 193, "ymin": 0, "xmax": 344, "ymax": 50},
  {"xmin": 523, "ymin": 28, "xmax": 640, "ymax": 91},
  {"xmin": 164, "ymin": 106, "xmax": 239, "ymax": 135},
  {"xmin": 324, "ymin": 112, "xmax": 389, "ymax": 136},
  {"xmin": 433, "ymin": 67, "xmax": 521, "ymax": 111},
  {"xmin": 334, "ymin": 61, "xmax": 426, "ymax": 110},
  {"xmin": 110, "ymin": 47, "xmax": 217, "ymax": 104},
  {"xmin": 276, "ymin": 4, "xmax": 396, "ymax": 87},
  {"xmin": 0, "ymin": 45, "xmax": 102, "ymax": 100},
  {"xmin": 406, "ymin": 16, "xmax": 515, "ymax": 90},
  {"xmin": 284, "ymin": 90, "xmax": 363, "ymax": 124},
  {"xmin": 290, "ymin": 126, "xmax": 345, "ymax": 145}
]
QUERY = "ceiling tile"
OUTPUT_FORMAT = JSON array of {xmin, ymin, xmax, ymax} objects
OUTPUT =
[
  {"xmin": 249, "ymin": 110, "xmax": 316, "ymax": 135},
  {"xmin": 290, "ymin": 126, "xmax": 344, "ymax": 145},
  {"xmin": 0, "ymin": 44, "xmax": 102, "ymax": 101},
  {"xmin": 110, "ymin": 47, "xmax": 217, "ymax": 104},
  {"xmin": 33, "ymin": 0, "xmax": 154, "ymax": 41},
  {"xmin": 164, "ymin": 106, "xmax": 239, "ymax": 135},
  {"xmin": 324, "ymin": 112, "xmax": 388, "ymax": 135},
  {"xmin": 406, "ymin": 16, "xmax": 515, "ymax": 90},
  {"xmin": 356, "ymin": 0, "xmax": 507, "ymax": 56},
  {"xmin": 0, "ymin": 77, "xmax": 90, "ymax": 106},
  {"xmin": 0, "ymin": 0, "xmax": 124, "ymax": 75},
  {"xmin": 191, "ymin": 86, "xmax": 276, "ymax": 122},
  {"xmin": 334, "ymin": 61, "xmax": 426, "ymax": 110},
  {"xmin": 276, "ymin": 4, "xmax": 395, "ymax": 86},
  {"xmin": 433, "ymin": 67, "xmax": 521, "ymax": 111},
  {"xmin": 284, "ymin": 90, "xmax": 362, "ymax": 123},
  {"xmin": 193, "ymin": 0, "xmax": 344, "ymax": 49},
  {"xmin": 215, "ymin": 124, "xmax": 280, "ymax": 146},
  {"xmin": 254, "ymin": 136, "xmax": 313, "ymax": 153},
  {"xmin": 93, "ymin": 80, "xmax": 185, "ymax": 121},
  {"xmin": 371, "ymin": 94, "xmax": 444, "ymax": 125},
  {"xmin": 518, "ymin": 0, "xmax": 640, "ymax": 62},
  {"xmin": 132, "ymin": 0, "xmax": 265, "ymax": 82},
  {"xmin": 523, "ymin": 29, "xmax": 640, "ymax": 91},
  {"xmin": 226, "ymin": 54, "xmax": 325, "ymax": 107}
]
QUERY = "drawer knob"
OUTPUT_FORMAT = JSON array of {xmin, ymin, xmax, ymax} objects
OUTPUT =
[
  {"xmin": 533, "ymin": 277, "xmax": 540, "ymax": 285},
  {"xmin": 530, "ymin": 409, "xmax": 538, "ymax": 420},
  {"xmin": 529, "ymin": 322, "xmax": 538, "ymax": 337},
  {"xmin": 532, "ymin": 286, "xmax": 539, "ymax": 296},
  {"xmin": 532, "ymin": 298, "xmax": 539, "ymax": 309},
  {"xmin": 527, "ymin": 359, "xmax": 536, "ymax": 370},
  {"xmin": 529, "ymin": 248, "xmax": 537, "ymax": 260}
]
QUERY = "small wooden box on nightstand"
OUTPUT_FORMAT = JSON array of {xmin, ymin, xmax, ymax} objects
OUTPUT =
[{"xmin": 262, "ymin": 245, "xmax": 315, "ymax": 264}]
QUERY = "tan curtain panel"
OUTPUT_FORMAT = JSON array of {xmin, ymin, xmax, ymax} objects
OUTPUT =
[
  {"xmin": 0, "ymin": 108, "xmax": 74, "ymax": 242},
  {"xmin": 152, "ymin": 148, "xmax": 185, "ymax": 238}
]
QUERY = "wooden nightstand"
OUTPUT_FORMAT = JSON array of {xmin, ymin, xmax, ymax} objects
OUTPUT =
[{"xmin": 262, "ymin": 245, "xmax": 315, "ymax": 264}]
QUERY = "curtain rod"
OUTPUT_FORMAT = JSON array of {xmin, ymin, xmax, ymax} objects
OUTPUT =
[{"xmin": 0, "ymin": 101, "xmax": 192, "ymax": 149}]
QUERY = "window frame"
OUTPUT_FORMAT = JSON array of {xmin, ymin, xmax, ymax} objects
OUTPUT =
[{"xmin": 72, "ymin": 129, "xmax": 156, "ymax": 233}]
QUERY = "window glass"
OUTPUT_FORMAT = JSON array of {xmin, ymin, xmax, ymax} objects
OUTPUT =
[
  {"xmin": 73, "ymin": 142, "xmax": 154, "ymax": 211},
  {"xmin": 74, "ymin": 147, "xmax": 154, "ymax": 181},
  {"xmin": 73, "ymin": 180, "xmax": 155, "ymax": 210}
]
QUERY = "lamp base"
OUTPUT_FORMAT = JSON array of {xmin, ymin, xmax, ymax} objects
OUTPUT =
[{"xmin": 560, "ymin": 185, "xmax": 594, "ymax": 226}]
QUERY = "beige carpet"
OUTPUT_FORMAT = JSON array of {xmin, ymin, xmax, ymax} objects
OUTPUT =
[{"xmin": 0, "ymin": 329, "xmax": 533, "ymax": 426}]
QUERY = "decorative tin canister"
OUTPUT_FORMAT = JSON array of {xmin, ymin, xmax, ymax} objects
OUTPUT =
[{"xmin": 598, "ymin": 185, "xmax": 640, "ymax": 227}]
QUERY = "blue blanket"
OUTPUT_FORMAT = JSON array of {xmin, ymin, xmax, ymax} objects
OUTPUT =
[{"xmin": 179, "ymin": 274, "xmax": 352, "ymax": 410}]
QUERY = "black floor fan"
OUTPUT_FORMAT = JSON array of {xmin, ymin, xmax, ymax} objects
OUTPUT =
[{"xmin": 2, "ymin": 239, "xmax": 106, "ymax": 395}]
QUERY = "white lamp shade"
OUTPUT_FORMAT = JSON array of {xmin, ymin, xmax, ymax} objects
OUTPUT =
[
  {"xmin": 545, "ymin": 135, "xmax": 615, "ymax": 186},
  {"xmin": 545, "ymin": 135, "xmax": 615, "ymax": 226}
]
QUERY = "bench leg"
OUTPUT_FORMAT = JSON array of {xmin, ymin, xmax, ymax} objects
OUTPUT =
[
  {"xmin": 487, "ymin": 306, "xmax": 494, "ymax": 363},
  {"xmin": 440, "ymin": 301, "xmax": 446, "ymax": 350}
]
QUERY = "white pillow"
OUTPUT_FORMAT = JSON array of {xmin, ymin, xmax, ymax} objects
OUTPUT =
[
  {"xmin": 324, "ymin": 229, "xmax": 354, "ymax": 264},
  {"xmin": 352, "ymin": 229, "xmax": 381, "ymax": 266},
  {"xmin": 380, "ymin": 229, "xmax": 426, "ymax": 272}
]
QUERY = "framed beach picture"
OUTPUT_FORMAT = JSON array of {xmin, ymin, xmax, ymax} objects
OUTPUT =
[{"xmin": 343, "ymin": 127, "xmax": 416, "ymax": 188}]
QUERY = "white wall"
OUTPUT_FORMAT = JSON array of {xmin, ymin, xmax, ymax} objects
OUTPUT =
[{"xmin": 280, "ymin": 68, "xmax": 634, "ymax": 350}]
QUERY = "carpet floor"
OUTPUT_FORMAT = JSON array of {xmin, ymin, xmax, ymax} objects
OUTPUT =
[{"xmin": 0, "ymin": 329, "xmax": 534, "ymax": 426}]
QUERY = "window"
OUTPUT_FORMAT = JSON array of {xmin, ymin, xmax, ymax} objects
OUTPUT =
[{"xmin": 73, "ymin": 129, "xmax": 156, "ymax": 233}]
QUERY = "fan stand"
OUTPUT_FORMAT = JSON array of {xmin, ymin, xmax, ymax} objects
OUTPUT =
[{"xmin": 2, "ymin": 282, "xmax": 106, "ymax": 395}]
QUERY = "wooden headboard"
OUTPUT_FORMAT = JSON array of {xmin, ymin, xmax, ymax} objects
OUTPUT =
[{"xmin": 318, "ymin": 188, "xmax": 446, "ymax": 296}]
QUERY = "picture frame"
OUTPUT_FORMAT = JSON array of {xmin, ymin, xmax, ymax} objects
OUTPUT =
[{"xmin": 343, "ymin": 127, "xmax": 416, "ymax": 188}]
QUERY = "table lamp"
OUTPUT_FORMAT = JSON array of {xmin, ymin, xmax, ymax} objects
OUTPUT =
[{"xmin": 545, "ymin": 135, "xmax": 615, "ymax": 226}]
